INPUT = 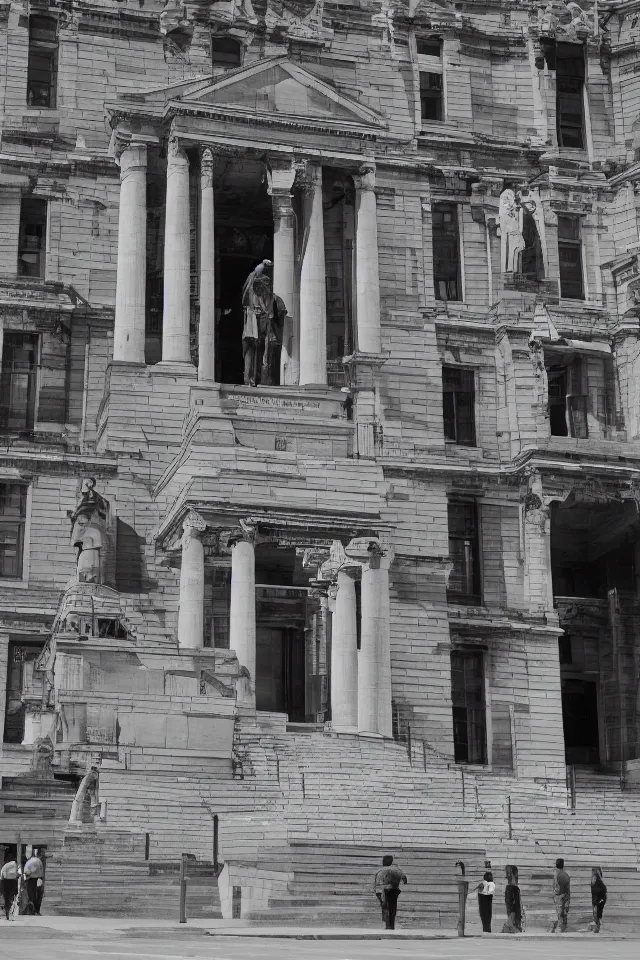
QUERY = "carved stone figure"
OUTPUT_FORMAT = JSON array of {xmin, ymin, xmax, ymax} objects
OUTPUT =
[
  {"xmin": 31, "ymin": 736, "xmax": 54, "ymax": 778},
  {"xmin": 241, "ymin": 259, "xmax": 276, "ymax": 387},
  {"xmin": 67, "ymin": 479, "xmax": 109, "ymax": 583},
  {"xmin": 499, "ymin": 189, "xmax": 526, "ymax": 273}
]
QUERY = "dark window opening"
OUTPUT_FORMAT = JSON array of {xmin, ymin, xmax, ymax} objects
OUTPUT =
[
  {"xmin": 433, "ymin": 202, "xmax": 461, "ymax": 301},
  {"xmin": 18, "ymin": 198, "xmax": 47, "ymax": 279},
  {"xmin": 0, "ymin": 484, "xmax": 28, "ymax": 580},
  {"xmin": 420, "ymin": 72, "xmax": 443, "ymax": 122},
  {"xmin": 547, "ymin": 356, "xmax": 588, "ymax": 439},
  {"xmin": 451, "ymin": 649, "xmax": 487, "ymax": 764},
  {"xmin": 443, "ymin": 366, "xmax": 476, "ymax": 446},
  {"xmin": 417, "ymin": 37, "xmax": 442, "ymax": 57},
  {"xmin": 559, "ymin": 634, "xmax": 572, "ymax": 665},
  {"xmin": 557, "ymin": 214, "xmax": 584, "ymax": 299},
  {"xmin": 521, "ymin": 210, "xmax": 544, "ymax": 280},
  {"xmin": 0, "ymin": 332, "xmax": 38, "ymax": 433},
  {"xmin": 561, "ymin": 678, "xmax": 599, "ymax": 766},
  {"xmin": 556, "ymin": 43, "xmax": 585, "ymax": 149},
  {"xmin": 4, "ymin": 640, "xmax": 42, "ymax": 744},
  {"xmin": 27, "ymin": 15, "xmax": 58, "ymax": 108},
  {"xmin": 211, "ymin": 35, "xmax": 242, "ymax": 68},
  {"xmin": 447, "ymin": 500, "xmax": 481, "ymax": 604}
]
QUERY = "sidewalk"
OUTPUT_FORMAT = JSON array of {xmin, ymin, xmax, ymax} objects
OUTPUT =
[{"xmin": 1, "ymin": 916, "xmax": 637, "ymax": 940}]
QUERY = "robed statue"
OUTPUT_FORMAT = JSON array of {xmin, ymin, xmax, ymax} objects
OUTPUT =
[
  {"xmin": 67, "ymin": 478, "xmax": 109, "ymax": 583},
  {"xmin": 241, "ymin": 260, "xmax": 287, "ymax": 387}
]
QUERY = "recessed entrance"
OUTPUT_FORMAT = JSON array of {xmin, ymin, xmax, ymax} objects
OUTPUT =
[{"xmin": 561, "ymin": 677, "xmax": 600, "ymax": 766}]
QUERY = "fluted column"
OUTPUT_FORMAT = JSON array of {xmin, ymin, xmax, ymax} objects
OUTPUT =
[
  {"xmin": 358, "ymin": 547, "xmax": 392, "ymax": 735},
  {"xmin": 267, "ymin": 159, "xmax": 297, "ymax": 385},
  {"xmin": 198, "ymin": 148, "xmax": 216, "ymax": 381},
  {"xmin": 162, "ymin": 138, "xmax": 191, "ymax": 363},
  {"xmin": 332, "ymin": 567, "xmax": 359, "ymax": 730},
  {"xmin": 353, "ymin": 163, "xmax": 381, "ymax": 355},
  {"xmin": 177, "ymin": 511, "xmax": 207, "ymax": 650},
  {"xmin": 298, "ymin": 162, "xmax": 327, "ymax": 385},
  {"xmin": 229, "ymin": 524, "xmax": 257, "ymax": 706},
  {"xmin": 114, "ymin": 141, "xmax": 147, "ymax": 363}
]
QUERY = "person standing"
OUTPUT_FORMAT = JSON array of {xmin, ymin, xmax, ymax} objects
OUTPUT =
[
  {"xmin": 477, "ymin": 870, "xmax": 495, "ymax": 932},
  {"xmin": 373, "ymin": 854, "xmax": 407, "ymax": 930},
  {"xmin": 591, "ymin": 867, "xmax": 607, "ymax": 933},
  {"xmin": 503, "ymin": 864, "xmax": 523, "ymax": 933},
  {"xmin": 1, "ymin": 851, "xmax": 19, "ymax": 920},
  {"xmin": 550, "ymin": 857, "xmax": 570, "ymax": 933},
  {"xmin": 23, "ymin": 849, "xmax": 44, "ymax": 916}
]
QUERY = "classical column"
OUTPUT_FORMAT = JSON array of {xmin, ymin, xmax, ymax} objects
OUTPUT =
[
  {"xmin": 267, "ymin": 159, "xmax": 298, "ymax": 385},
  {"xmin": 332, "ymin": 567, "xmax": 359, "ymax": 730},
  {"xmin": 358, "ymin": 547, "xmax": 392, "ymax": 735},
  {"xmin": 198, "ymin": 148, "xmax": 216, "ymax": 381},
  {"xmin": 162, "ymin": 138, "xmax": 191, "ymax": 363},
  {"xmin": 114, "ymin": 141, "xmax": 147, "ymax": 364},
  {"xmin": 229, "ymin": 524, "xmax": 257, "ymax": 706},
  {"xmin": 353, "ymin": 163, "xmax": 381, "ymax": 355},
  {"xmin": 177, "ymin": 511, "xmax": 207, "ymax": 650},
  {"xmin": 298, "ymin": 162, "xmax": 327, "ymax": 385}
]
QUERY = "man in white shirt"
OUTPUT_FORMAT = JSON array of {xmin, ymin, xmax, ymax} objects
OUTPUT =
[
  {"xmin": 23, "ymin": 850, "xmax": 44, "ymax": 916},
  {"xmin": 1, "ymin": 851, "xmax": 19, "ymax": 919}
]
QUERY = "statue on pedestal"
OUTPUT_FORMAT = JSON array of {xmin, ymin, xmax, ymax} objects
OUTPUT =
[
  {"xmin": 241, "ymin": 260, "xmax": 287, "ymax": 386},
  {"xmin": 67, "ymin": 479, "xmax": 109, "ymax": 584}
]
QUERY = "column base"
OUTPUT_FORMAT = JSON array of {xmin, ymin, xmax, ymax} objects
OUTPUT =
[{"xmin": 152, "ymin": 360, "xmax": 197, "ymax": 378}]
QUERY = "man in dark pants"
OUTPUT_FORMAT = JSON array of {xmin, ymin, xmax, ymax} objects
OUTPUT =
[
  {"xmin": 1, "ymin": 850, "xmax": 19, "ymax": 919},
  {"xmin": 23, "ymin": 849, "xmax": 44, "ymax": 915},
  {"xmin": 374, "ymin": 854, "xmax": 408, "ymax": 930}
]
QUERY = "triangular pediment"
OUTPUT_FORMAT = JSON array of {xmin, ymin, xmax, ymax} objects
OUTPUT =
[{"xmin": 134, "ymin": 57, "xmax": 386, "ymax": 133}]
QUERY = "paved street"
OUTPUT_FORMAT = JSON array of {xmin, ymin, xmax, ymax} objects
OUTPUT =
[{"xmin": 0, "ymin": 923, "xmax": 638, "ymax": 960}]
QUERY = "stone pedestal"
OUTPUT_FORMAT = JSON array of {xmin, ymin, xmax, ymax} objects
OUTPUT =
[
  {"xmin": 163, "ymin": 138, "xmax": 191, "ymax": 364},
  {"xmin": 299, "ymin": 163, "xmax": 327, "ymax": 385},
  {"xmin": 114, "ymin": 142, "xmax": 147, "ymax": 364},
  {"xmin": 198, "ymin": 148, "xmax": 216, "ymax": 381},
  {"xmin": 353, "ymin": 163, "xmax": 381, "ymax": 355},
  {"xmin": 331, "ymin": 568, "xmax": 359, "ymax": 730},
  {"xmin": 230, "ymin": 530, "xmax": 256, "ymax": 706},
  {"xmin": 177, "ymin": 511, "xmax": 207, "ymax": 649}
]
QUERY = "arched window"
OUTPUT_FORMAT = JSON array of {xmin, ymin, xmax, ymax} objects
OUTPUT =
[
  {"xmin": 27, "ymin": 15, "xmax": 58, "ymax": 108},
  {"xmin": 211, "ymin": 36, "xmax": 242, "ymax": 69}
]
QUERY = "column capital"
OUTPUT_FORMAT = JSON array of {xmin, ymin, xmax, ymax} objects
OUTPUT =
[
  {"xmin": 200, "ymin": 147, "xmax": 215, "ymax": 190},
  {"xmin": 294, "ymin": 159, "xmax": 322, "ymax": 198},
  {"xmin": 227, "ymin": 519, "xmax": 259, "ymax": 548},
  {"xmin": 353, "ymin": 162, "xmax": 376, "ymax": 192},
  {"xmin": 167, "ymin": 136, "xmax": 189, "ymax": 167},
  {"xmin": 266, "ymin": 156, "xmax": 296, "ymax": 195},
  {"xmin": 182, "ymin": 510, "xmax": 207, "ymax": 545}
]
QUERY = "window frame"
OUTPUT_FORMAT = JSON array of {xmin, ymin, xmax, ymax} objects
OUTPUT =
[
  {"xmin": 557, "ymin": 213, "xmax": 585, "ymax": 300},
  {"xmin": 0, "ymin": 482, "xmax": 31, "ymax": 585},
  {"xmin": 451, "ymin": 648, "xmax": 488, "ymax": 765},
  {"xmin": 555, "ymin": 42, "xmax": 586, "ymax": 151},
  {"xmin": 210, "ymin": 34, "xmax": 242, "ymax": 69},
  {"xmin": 416, "ymin": 35, "xmax": 445, "ymax": 127},
  {"xmin": 26, "ymin": 14, "xmax": 59, "ymax": 110},
  {"xmin": 432, "ymin": 201, "xmax": 462, "ymax": 302},
  {"xmin": 447, "ymin": 499, "xmax": 482, "ymax": 605},
  {"xmin": 442, "ymin": 365, "xmax": 477, "ymax": 446},
  {"xmin": 17, "ymin": 198, "xmax": 48, "ymax": 280},
  {"xmin": 0, "ymin": 331, "xmax": 40, "ymax": 434},
  {"xmin": 3, "ymin": 638, "xmax": 44, "ymax": 744}
]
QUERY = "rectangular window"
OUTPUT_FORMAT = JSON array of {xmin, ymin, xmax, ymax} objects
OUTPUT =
[
  {"xmin": 417, "ymin": 36, "xmax": 444, "ymax": 124},
  {"xmin": 556, "ymin": 43, "xmax": 585, "ymax": 149},
  {"xmin": 432, "ymin": 202, "xmax": 461, "ymax": 301},
  {"xmin": 0, "ymin": 332, "xmax": 39, "ymax": 433},
  {"xmin": 451, "ymin": 649, "xmax": 487, "ymax": 764},
  {"xmin": 18, "ymin": 198, "xmax": 47, "ymax": 279},
  {"xmin": 4, "ymin": 640, "xmax": 42, "ymax": 744},
  {"xmin": 557, "ymin": 214, "xmax": 584, "ymax": 300},
  {"xmin": 0, "ymin": 484, "xmax": 28, "ymax": 580},
  {"xmin": 447, "ymin": 500, "xmax": 481, "ymax": 604},
  {"xmin": 420, "ymin": 72, "xmax": 443, "ymax": 122},
  {"xmin": 443, "ymin": 366, "xmax": 476, "ymax": 446},
  {"xmin": 27, "ymin": 15, "xmax": 58, "ymax": 108},
  {"xmin": 546, "ymin": 355, "xmax": 588, "ymax": 438}
]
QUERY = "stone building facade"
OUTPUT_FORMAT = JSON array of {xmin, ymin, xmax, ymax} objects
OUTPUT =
[{"xmin": 2, "ymin": 0, "xmax": 640, "ymax": 913}]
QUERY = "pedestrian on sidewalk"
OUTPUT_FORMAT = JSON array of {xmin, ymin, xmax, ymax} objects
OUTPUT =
[
  {"xmin": 373, "ymin": 854, "xmax": 407, "ymax": 930},
  {"xmin": 590, "ymin": 866, "xmax": 607, "ymax": 933},
  {"xmin": 477, "ymin": 870, "xmax": 495, "ymax": 932},
  {"xmin": 549, "ymin": 857, "xmax": 570, "ymax": 933},
  {"xmin": 23, "ymin": 849, "xmax": 44, "ymax": 916},
  {"xmin": 1, "ymin": 851, "xmax": 19, "ymax": 920},
  {"xmin": 502, "ymin": 864, "xmax": 523, "ymax": 933}
]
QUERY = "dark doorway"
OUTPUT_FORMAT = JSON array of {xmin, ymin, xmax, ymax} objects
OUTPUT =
[
  {"xmin": 562, "ymin": 677, "xmax": 600, "ymax": 765},
  {"xmin": 216, "ymin": 254, "xmax": 253, "ymax": 385},
  {"xmin": 255, "ymin": 625, "xmax": 305, "ymax": 721}
]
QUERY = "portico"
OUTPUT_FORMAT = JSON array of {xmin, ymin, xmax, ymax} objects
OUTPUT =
[
  {"xmin": 170, "ymin": 511, "xmax": 393, "ymax": 738},
  {"xmin": 108, "ymin": 56, "xmax": 387, "ymax": 388}
]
